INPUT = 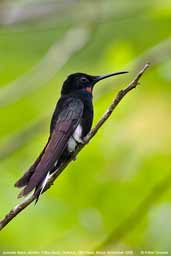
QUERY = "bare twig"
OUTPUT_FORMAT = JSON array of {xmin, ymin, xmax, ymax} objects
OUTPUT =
[{"xmin": 0, "ymin": 64, "xmax": 149, "ymax": 231}]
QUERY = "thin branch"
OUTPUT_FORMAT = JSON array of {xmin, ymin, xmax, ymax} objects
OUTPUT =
[
  {"xmin": 95, "ymin": 171, "xmax": 171, "ymax": 250},
  {"xmin": 0, "ymin": 63, "xmax": 149, "ymax": 231}
]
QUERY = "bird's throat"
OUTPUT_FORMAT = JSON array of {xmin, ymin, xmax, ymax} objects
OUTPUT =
[{"xmin": 85, "ymin": 86, "xmax": 92, "ymax": 93}]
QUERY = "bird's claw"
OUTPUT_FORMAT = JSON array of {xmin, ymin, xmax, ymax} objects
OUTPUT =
[{"xmin": 73, "ymin": 155, "xmax": 77, "ymax": 161}]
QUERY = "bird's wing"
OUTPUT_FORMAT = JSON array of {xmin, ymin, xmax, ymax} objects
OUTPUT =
[{"xmin": 15, "ymin": 97, "xmax": 84, "ymax": 196}]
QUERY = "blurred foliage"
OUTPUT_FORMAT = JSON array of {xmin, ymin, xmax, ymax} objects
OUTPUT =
[{"xmin": 0, "ymin": 0, "xmax": 171, "ymax": 255}]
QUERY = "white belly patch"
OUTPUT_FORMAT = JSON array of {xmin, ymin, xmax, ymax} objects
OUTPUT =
[
  {"xmin": 67, "ymin": 124, "xmax": 82, "ymax": 152},
  {"xmin": 68, "ymin": 137, "xmax": 77, "ymax": 152}
]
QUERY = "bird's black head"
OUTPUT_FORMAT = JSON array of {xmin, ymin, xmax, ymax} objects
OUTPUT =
[{"xmin": 61, "ymin": 71, "xmax": 128, "ymax": 95}]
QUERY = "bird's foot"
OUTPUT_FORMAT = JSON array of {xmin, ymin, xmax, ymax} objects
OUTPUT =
[
  {"xmin": 73, "ymin": 155, "xmax": 77, "ymax": 161},
  {"xmin": 74, "ymin": 137, "xmax": 85, "ymax": 144}
]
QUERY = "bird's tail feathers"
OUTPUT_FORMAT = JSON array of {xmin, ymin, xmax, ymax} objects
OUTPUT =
[
  {"xmin": 17, "ymin": 171, "xmax": 52, "ymax": 203},
  {"xmin": 15, "ymin": 166, "xmax": 35, "ymax": 188},
  {"xmin": 15, "ymin": 139, "xmax": 50, "ymax": 189},
  {"xmin": 34, "ymin": 171, "xmax": 51, "ymax": 204}
]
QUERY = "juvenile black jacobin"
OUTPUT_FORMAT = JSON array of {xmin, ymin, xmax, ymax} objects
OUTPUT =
[{"xmin": 15, "ymin": 70, "xmax": 127, "ymax": 202}]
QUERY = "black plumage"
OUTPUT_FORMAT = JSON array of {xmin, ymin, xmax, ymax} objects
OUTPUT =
[{"xmin": 15, "ymin": 71, "xmax": 127, "ymax": 202}]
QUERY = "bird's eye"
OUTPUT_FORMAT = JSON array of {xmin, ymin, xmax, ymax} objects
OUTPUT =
[{"xmin": 80, "ymin": 77, "xmax": 88, "ymax": 83}]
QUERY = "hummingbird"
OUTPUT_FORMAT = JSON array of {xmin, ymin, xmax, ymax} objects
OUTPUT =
[{"xmin": 15, "ymin": 70, "xmax": 128, "ymax": 202}]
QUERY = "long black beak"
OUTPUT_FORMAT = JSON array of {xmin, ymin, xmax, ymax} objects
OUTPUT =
[{"xmin": 94, "ymin": 71, "xmax": 128, "ymax": 84}]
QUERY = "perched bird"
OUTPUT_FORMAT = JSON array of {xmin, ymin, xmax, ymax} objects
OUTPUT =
[{"xmin": 15, "ymin": 70, "xmax": 127, "ymax": 202}]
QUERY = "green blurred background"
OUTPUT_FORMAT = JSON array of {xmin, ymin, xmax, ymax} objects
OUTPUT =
[{"xmin": 0, "ymin": 0, "xmax": 171, "ymax": 255}]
